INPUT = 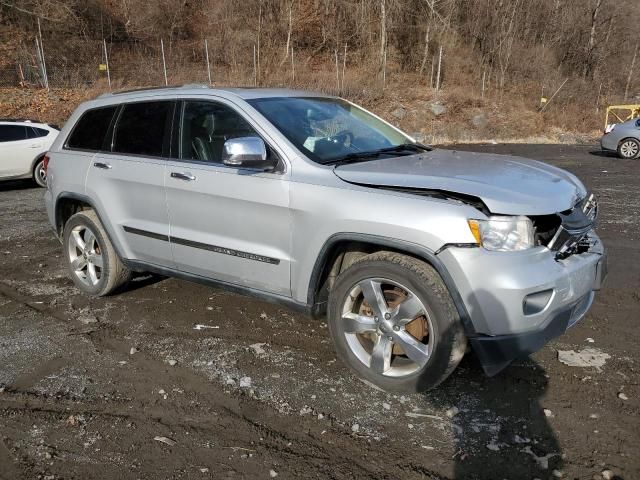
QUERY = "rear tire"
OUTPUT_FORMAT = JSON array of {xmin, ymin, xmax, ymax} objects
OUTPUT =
[
  {"xmin": 617, "ymin": 138, "xmax": 640, "ymax": 159},
  {"xmin": 327, "ymin": 251, "xmax": 466, "ymax": 393},
  {"xmin": 63, "ymin": 210, "xmax": 131, "ymax": 296},
  {"xmin": 33, "ymin": 157, "xmax": 47, "ymax": 187}
]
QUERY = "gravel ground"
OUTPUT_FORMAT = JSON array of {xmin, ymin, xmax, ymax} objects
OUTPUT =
[{"xmin": 0, "ymin": 144, "xmax": 637, "ymax": 480}]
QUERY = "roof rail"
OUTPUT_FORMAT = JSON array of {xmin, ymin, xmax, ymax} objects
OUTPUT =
[{"xmin": 98, "ymin": 84, "xmax": 210, "ymax": 98}]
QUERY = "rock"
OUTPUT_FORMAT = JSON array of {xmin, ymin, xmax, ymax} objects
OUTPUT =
[
  {"xmin": 167, "ymin": 359, "xmax": 177, "ymax": 366},
  {"xmin": 239, "ymin": 376, "xmax": 252, "ymax": 388},
  {"xmin": 589, "ymin": 413, "xmax": 599, "ymax": 419},
  {"xmin": 269, "ymin": 470, "xmax": 278, "ymax": 478},
  {"xmin": 552, "ymin": 470, "xmax": 563, "ymax": 478},
  {"xmin": 78, "ymin": 314, "xmax": 98, "ymax": 324},
  {"xmin": 260, "ymin": 312, "xmax": 268, "ymax": 320},
  {"xmin": 557, "ymin": 348, "xmax": 610, "ymax": 371},
  {"xmin": 471, "ymin": 113, "xmax": 488, "ymax": 127},
  {"xmin": 200, "ymin": 467, "xmax": 209, "ymax": 473},
  {"xmin": 543, "ymin": 408, "xmax": 554, "ymax": 417},
  {"xmin": 601, "ymin": 470, "xmax": 614, "ymax": 480},
  {"xmin": 351, "ymin": 423, "xmax": 360, "ymax": 433},
  {"xmin": 586, "ymin": 337, "xmax": 595, "ymax": 343},
  {"xmin": 249, "ymin": 343, "xmax": 267, "ymax": 355},
  {"xmin": 206, "ymin": 306, "xmax": 213, "ymax": 311},
  {"xmin": 382, "ymin": 402, "xmax": 391, "ymax": 410},
  {"xmin": 158, "ymin": 389, "xmax": 166, "ymax": 395},
  {"xmin": 299, "ymin": 406, "xmax": 313, "ymax": 415},
  {"xmin": 129, "ymin": 347, "xmax": 138, "ymax": 355},
  {"xmin": 617, "ymin": 392, "xmax": 628, "ymax": 401},
  {"xmin": 391, "ymin": 106, "xmax": 407, "ymax": 120},
  {"xmin": 225, "ymin": 377, "xmax": 236, "ymax": 386},
  {"xmin": 486, "ymin": 440, "xmax": 501, "ymax": 451},
  {"xmin": 154, "ymin": 436, "xmax": 177, "ymax": 446},
  {"xmin": 317, "ymin": 413, "xmax": 324, "ymax": 420},
  {"xmin": 429, "ymin": 102, "xmax": 446, "ymax": 116},
  {"xmin": 445, "ymin": 406, "xmax": 459, "ymax": 418}
]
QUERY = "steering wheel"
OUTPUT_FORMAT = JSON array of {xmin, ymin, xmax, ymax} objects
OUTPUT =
[{"xmin": 330, "ymin": 130, "xmax": 354, "ymax": 148}]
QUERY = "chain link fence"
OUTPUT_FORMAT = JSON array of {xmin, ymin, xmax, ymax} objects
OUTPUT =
[{"xmin": 0, "ymin": 36, "xmax": 256, "ymax": 89}]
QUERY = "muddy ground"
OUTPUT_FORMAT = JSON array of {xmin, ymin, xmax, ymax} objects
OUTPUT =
[{"xmin": 0, "ymin": 144, "xmax": 637, "ymax": 480}]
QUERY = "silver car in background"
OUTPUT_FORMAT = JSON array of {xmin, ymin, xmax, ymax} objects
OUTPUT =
[
  {"xmin": 601, "ymin": 117, "xmax": 640, "ymax": 159},
  {"xmin": 44, "ymin": 86, "xmax": 606, "ymax": 392}
]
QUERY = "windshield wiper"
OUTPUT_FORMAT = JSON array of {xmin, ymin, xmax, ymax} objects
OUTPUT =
[
  {"xmin": 323, "ymin": 143, "xmax": 432, "ymax": 166},
  {"xmin": 376, "ymin": 143, "xmax": 432, "ymax": 154}
]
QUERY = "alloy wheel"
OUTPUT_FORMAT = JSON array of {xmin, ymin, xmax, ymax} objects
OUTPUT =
[
  {"xmin": 340, "ymin": 278, "xmax": 434, "ymax": 377},
  {"xmin": 67, "ymin": 225, "xmax": 104, "ymax": 286}
]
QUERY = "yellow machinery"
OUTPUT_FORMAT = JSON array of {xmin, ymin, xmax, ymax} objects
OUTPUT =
[{"xmin": 605, "ymin": 104, "xmax": 640, "ymax": 129}]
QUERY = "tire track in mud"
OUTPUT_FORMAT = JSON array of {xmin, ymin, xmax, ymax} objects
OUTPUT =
[{"xmin": 0, "ymin": 282, "xmax": 431, "ymax": 480}]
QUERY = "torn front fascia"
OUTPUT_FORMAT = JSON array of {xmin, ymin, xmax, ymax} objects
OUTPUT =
[{"xmin": 548, "ymin": 201, "xmax": 595, "ymax": 259}]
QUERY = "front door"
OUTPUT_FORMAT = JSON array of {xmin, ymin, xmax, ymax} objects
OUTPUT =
[{"xmin": 164, "ymin": 99, "xmax": 291, "ymax": 296}]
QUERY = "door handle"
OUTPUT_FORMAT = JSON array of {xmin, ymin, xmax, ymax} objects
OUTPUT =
[
  {"xmin": 171, "ymin": 172, "xmax": 196, "ymax": 181},
  {"xmin": 93, "ymin": 162, "xmax": 112, "ymax": 169},
  {"xmin": 29, "ymin": 143, "xmax": 42, "ymax": 148}
]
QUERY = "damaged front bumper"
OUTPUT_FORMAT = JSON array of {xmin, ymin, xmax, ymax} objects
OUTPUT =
[{"xmin": 438, "ymin": 232, "xmax": 606, "ymax": 376}]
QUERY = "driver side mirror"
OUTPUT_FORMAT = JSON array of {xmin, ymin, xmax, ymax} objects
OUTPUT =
[{"xmin": 222, "ymin": 137, "xmax": 272, "ymax": 169}]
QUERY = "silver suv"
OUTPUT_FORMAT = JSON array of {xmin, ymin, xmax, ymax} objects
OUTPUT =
[{"xmin": 44, "ymin": 86, "xmax": 607, "ymax": 392}]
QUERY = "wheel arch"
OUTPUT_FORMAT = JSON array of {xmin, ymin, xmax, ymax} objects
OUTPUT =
[
  {"xmin": 307, "ymin": 233, "xmax": 475, "ymax": 334},
  {"xmin": 54, "ymin": 192, "xmax": 128, "ymax": 261}
]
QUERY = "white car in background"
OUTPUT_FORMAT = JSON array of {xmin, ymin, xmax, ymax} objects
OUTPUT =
[{"xmin": 0, "ymin": 119, "xmax": 59, "ymax": 187}]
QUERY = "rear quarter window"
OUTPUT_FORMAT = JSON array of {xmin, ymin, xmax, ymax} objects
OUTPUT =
[
  {"xmin": 28, "ymin": 127, "xmax": 50, "ymax": 138},
  {"xmin": 66, "ymin": 106, "xmax": 118, "ymax": 151}
]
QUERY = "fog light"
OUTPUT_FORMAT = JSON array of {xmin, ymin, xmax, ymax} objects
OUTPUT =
[{"xmin": 523, "ymin": 289, "xmax": 554, "ymax": 315}]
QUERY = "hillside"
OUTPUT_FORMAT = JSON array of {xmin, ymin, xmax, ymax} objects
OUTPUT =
[{"xmin": 0, "ymin": 0, "xmax": 638, "ymax": 141}]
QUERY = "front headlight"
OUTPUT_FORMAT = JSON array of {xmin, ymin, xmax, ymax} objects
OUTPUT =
[{"xmin": 468, "ymin": 216, "xmax": 535, "ymax": 251}]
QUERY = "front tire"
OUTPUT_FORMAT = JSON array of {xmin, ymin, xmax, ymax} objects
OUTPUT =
[
  {"xmin": 327, "ymin": 251, "xmax": 466, "ymax": 393},
  {"xmin": 63, "ymin": 210, "xmax": 131, "ymax": 296},
  {"xmin": 33, "ymin": 158, "xmax": 47, "ymax": 187},
  {"xmin": 617, "ymin": 138, "xmax": 640, "ymax": 159}
]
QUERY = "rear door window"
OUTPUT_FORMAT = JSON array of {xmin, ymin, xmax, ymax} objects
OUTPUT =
[
  {"xmin": 66, "ymin": 106, "xmax": 118, "ymax": 151},
  {"xmin": 0, "ymin": 125, "xmax": 28, "ymax": 142},
  {"xmin": 112, "ymin": 101, "xmax": 174, "ymax": 157}
]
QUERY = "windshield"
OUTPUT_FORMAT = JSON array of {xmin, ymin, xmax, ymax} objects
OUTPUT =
[{"xmin": 247, "ymin": 97, "xmax": 414, "ymax": 164}]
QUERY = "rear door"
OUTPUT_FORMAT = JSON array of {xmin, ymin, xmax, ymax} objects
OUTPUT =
[
  {"xmin": 164, "ymin": 99, "xmax": 292, "ymax": 296},
  {"xmin": 0, "ymin": 124, "xmax": 34, "ymax": 177},
  {"xmin": 85, "ymin": 100, "xmax": 175, "ymax": 267}
]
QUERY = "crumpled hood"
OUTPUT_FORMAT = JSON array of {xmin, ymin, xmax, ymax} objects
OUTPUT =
[{"xmin": 333, "ymin": 149, "xmax": 587, "ymax": 215}]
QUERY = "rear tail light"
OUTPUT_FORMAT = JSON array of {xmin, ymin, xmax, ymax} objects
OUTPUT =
[
  {"xmin": 43, "ymin": 153, "xmax": 50, "ymax": 174},
  {"xmin": 604, "ymin": 124, "xmax": 616, "ymax": 134}
]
